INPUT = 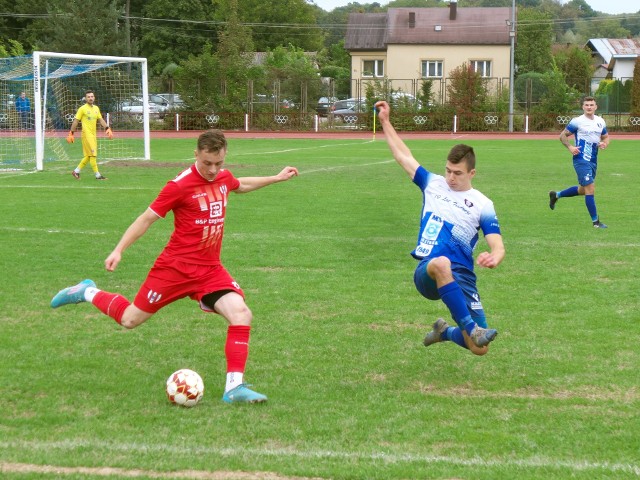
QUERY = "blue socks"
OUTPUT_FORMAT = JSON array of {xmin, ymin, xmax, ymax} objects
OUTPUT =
[
  {"xmin": 444, "ymin": 326, "xmax": 467, "ymax": 348},
  {"xmin": 585, "ymin": 194, "xmax": 598, "ymax": 222},
  {"xmin": 557, "ymin": 186, "xmax": 579, "ymax": 198},
  {"xmin": 438, "ymin": 282, "xmax": 475, "ymax": 335},
  {"xmin": 556, "ymin": 187, "xmax": 599, "ymax": 222}
]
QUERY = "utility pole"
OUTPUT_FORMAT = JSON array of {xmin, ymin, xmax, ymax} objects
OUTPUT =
[{"xmin": 508, "ymin": 0, "xmax": 516, "ymax": 132}]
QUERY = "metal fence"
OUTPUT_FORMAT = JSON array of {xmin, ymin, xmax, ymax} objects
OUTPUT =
[
  {"xmin": 144, "ymin": 110, "xmax": 640, "ymax": 134},
  {"xmin": 116, "ymin": 76, "xmax": 639, "ymax": 133}
]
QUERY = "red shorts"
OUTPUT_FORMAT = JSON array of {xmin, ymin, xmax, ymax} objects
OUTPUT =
[{"xmin": 133, "ymin": 256, "xmax": 244, "ymax": 314}]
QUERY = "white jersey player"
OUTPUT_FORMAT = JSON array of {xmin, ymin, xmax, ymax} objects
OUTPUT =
[{"xmin": 376, "ymin": 100, "xmax": 505, "ymax": 356}]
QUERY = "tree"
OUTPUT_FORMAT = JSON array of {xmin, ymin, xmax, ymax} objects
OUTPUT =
[
  {"xmin": 554, "ymin": 45, "xmax": 594, "ymax": 95},
  {"xmin": 595, "ymin": 79, "xmax": 632, "ymax": 113},
  {"xmin": 631, "ymin": 57, "xmax": 640, "ymax": 117},
  {"xmin": 24, "ymin": 0, "xmax": 125, "ymax": 56},
  {"xmin": 564, "ymin": 0, "xmax": 595, "ymax": 17},
  {"xmin": 446, "ymin": 63, "xmax": 489, "ymax": 113},
  {"xmin": 514, "ymin": 71, "xmax": 546, "ymax": 110},
  {"xmin": 316, "ymin": 39, "xmax": 351, "ymax": 97},
  {"xmin": 215, "ymin": 0, "xmax": 255, "ymax": 111},
  {"xmin": 174, "ymin": 44, "xmax": 220, "ymax": 111},
  {"xmin": 574, "ymin": 17, "xmax": 631, "ymax": 40},
  {"xmin": 262, "ymin": 44, "xmax": 323, "ymax": 109},
  {"xmin": 140, "ymin": 0, "xmax": 216, "ymax": 75},
  {"xmin": 0, "ymin": 39, "xmax": 25, "ymax": 58},
  {"xmin": 534, "ymin": 66, "xmax": 580, "ymax": 115},
  {"xmin": 213, "ymin": 0, "xmax": 324, "ymax": 52},
  {"xmin": 515, "ymin": 7, "xmax": 554, "ymax": 75}
]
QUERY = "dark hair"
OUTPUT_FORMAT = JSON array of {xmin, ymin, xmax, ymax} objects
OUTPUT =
[
  {"xmin": 583, "ymin": 96, "xmax": 596, "ymax": 104},
  {"xmin": 85, "ymin": 89, "xmax": 95, "ymax": 95},
  {"xmin": 197, "ymin": 129, "xmax": 227, "ymax": 153},
  {"xmin": 447, "ymin": 144, "xmax": 476, "ymax": 170}
]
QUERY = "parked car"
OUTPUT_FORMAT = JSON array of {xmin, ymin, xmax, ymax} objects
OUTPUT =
[
  {"xmin": 316, "ymin": 96, "xmax": 338, "ymax": 116},
  {"xmin": 150, "ymin": 93, "xmax": 185, "ymax": 110},
  {"xmin": 121, "ymin": 99, "xmax": 163, "ymax": 115},
  {"xmin": 331, "ymin": 100, "xmax": 368, "ymax": 121},
  {"xmin": 251, "ymin": 94, "xmax": 296, "ymax": 110},
  {"xmin": 389, "ymin": 92, "xmax": 423, "ymax": 110},
  {"xmin": 329, "ymin": 97, "xmax": 366, "ymax": 115}
]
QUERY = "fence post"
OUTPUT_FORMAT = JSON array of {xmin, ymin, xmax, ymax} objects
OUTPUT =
[
  {"xmin": 453, "ymin": 114, "xmax": 457, "ymax": 133},
  {"xmin": 245, "ymin": 114, "xmax": 249, "ymax": 132},
  {"xmin": 175, "ymin": 113, "xmax": 179, "ymax": 132}
]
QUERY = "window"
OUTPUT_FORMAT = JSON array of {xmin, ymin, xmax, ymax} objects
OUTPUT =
[
  {"xmin": 471, "ymin": 60, "xmax": 491, "ymax": 77},
  {"xmin": 421, "ymin": 60, "xmax": 443, "ymax": 78},
  {"xmin": 362, "ymin": 60, "xmax": 384, "ymax": 78}
]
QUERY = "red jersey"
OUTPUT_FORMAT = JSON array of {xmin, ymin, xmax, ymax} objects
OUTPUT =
[{"xmin": 149, "ymin": 165, "xmax": 240, "ymax": 265}]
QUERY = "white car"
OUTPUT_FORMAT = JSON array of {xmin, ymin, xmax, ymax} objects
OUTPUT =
[{"xmin": 121, "ymin": 99, "xmax": 163, "ymax": 114}]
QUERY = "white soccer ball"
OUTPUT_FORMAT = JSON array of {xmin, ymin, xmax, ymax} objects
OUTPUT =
[{"xmin": 166, "ymin": 369, "xmax": 204, "ymax": 407}]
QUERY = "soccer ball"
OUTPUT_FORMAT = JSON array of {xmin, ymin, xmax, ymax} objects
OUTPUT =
[{"xmin": 166, "ymin": 369, "xmax": 204, "ymax": 407}]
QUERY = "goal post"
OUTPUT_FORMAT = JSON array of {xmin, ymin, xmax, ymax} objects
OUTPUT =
[{"xmin": 0, "ymin": 51, "xmax": 150, "ymax": 172}]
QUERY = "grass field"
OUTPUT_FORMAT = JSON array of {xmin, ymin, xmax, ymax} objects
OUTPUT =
[{"xmin": 0, "ymin": 136, "xmax": 638, "ymax": 479}]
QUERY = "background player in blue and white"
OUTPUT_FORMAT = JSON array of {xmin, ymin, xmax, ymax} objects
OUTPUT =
[
  {"xmin": 550, "ymin": 96, "xmax": 609, "ymax": 228},
  {"xmin": 375, "ymin": 101, "xmax": 505, "ymax": 356}
]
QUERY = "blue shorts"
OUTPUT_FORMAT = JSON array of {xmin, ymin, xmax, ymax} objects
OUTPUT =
[
  {"xmin": 573, "ymin": 160, "xmax": 597, "ymax": 187},
  {"xmin": 413, "ymin": 258, "xmax": 487, "ymax": 327}
]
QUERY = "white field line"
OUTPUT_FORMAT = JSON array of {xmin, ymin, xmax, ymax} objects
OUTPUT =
[
  {"xmin": 0, "ymin": 226, "xmax": 106, "ymax": 236},
  {"xmin": 0, "ymin": 184, "xmax": 151, "ymax": 190},
  {"xmin": 0, "ymin": 462, "xmax": 320, "ymax": 480},
  {"xmin": 3, "ymin": 225, "xmax": 639, "ymax": 251},
  {"xmin": 230, "ymin": 140, "xmax": 375, "ymax": 157},
  {"xmin": 1, "ymin": 440, "xmax": 638, "ymax": 476},
  {"xmin": 300, "ymin": 159, "xmax": 393, "ymax": 175},
  {"xmin": 0, "ymin": 170, "xmax": 38, "ymax": 180}
]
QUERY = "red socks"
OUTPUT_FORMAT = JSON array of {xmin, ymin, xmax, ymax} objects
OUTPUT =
[
  {"xmin": 225, "ymin": 325, "xmax": 251, "ymax": 373},
  {"xmin": 92, "ymin": 291, "xmax": 130, "ymax": 324}
]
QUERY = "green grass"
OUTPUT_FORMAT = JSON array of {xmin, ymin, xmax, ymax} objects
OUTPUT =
[{"xmin": 1, "ymin": 137, "xmax": 638, "ymax": 479}]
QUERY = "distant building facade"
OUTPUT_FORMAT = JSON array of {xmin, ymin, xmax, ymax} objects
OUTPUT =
[{"xmin": 344, "ymin": 2, "xmax": 512, "ymax": 99}]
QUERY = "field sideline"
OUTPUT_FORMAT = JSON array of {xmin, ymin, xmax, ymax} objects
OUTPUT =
[{"xmin": 0, "ymin": 136, "xmax": 638, "ymax": 479}]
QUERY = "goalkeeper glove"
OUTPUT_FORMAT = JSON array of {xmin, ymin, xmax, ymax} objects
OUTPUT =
[
  {"xmin": 66, "ymin": 131, "xmax": 74, "ymax": 144},
  {"xmin": 106, "ymin": 127, "xmax": 113, "ymax": 139}
]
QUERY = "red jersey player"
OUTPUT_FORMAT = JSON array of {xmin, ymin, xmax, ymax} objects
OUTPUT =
[{"xmin": 51, "ymin": 129, "xmax": 299, "ymax": 404}]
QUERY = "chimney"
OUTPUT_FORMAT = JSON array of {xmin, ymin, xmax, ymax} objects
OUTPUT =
[
  {"xmin": 409, "ymin": 11, "xmax": 415, "ymax": 28},
  {"xmin": 449, "ymin": 0, "xmax": 457, "ymax": 21}
]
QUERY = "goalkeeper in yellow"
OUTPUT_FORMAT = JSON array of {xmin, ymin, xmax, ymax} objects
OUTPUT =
[{"xmin": 67, "ymin": 89, "xmax": 113, "ymax": 180}]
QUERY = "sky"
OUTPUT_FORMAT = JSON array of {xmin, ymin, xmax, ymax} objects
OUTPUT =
[{"xmin": 310, "ymin": 0, "xmax": 638, "ymax": 15}]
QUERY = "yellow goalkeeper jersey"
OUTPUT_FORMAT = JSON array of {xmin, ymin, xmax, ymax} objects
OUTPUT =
[{"xmin": 75, "ymin": 103, "xmax": 102, "ymax": 138}]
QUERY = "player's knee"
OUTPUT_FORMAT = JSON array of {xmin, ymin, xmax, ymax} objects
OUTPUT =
[
  {"xmin": 119, "ymin": 317, "xmax": 138, "ymax": 329},
  {"xmin": 228, "ymin": 305, "xmax": 253, "ymax": 326},
  {"xmin": 427, "ymin": 256, "xmax": 451, "ymax": 278},
  {"xmin": 119, "ymin": 309, "xmax": 151, "ymax": 329}
]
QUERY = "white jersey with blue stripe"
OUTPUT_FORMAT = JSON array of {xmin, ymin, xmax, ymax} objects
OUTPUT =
[
  {"xmin": 566, "ymin": 114, "xmax": 607, "ymax": 163},
  {"xmin": 412, "ymin": 166, "xmax": 501, "ymax": 270}
]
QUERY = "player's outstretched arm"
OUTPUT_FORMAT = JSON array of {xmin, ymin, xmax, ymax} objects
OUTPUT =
[
  {"xmin": 236, "ymin": 166, "xmax": 299, "ymax": 193},
  {"xmin": 375, "ymin": 101, "xmax": 420, "ymax": 179},
  {"xmin": 105, "ymin": 209, "xmax": 160, "ymax": 271}
]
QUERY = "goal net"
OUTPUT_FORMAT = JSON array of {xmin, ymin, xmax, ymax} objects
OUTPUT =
[{"xmin": 0, "ymin": 51, "xmax": 150, "ymax": 172}]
